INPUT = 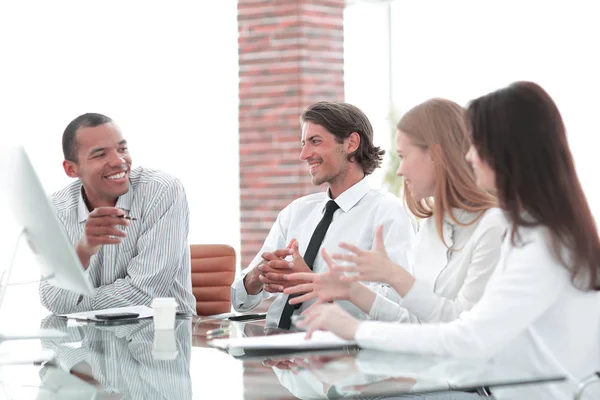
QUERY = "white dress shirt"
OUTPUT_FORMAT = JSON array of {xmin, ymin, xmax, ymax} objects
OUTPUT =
[
  {"xmin": 231, "ymin": 178, "xmax": 415, "ymax": 327},
  {"xmin": 369, "ymin": 208, "xmax": 507, "ymax": 323},
  {"xmin": 355, "ymin": 223, "xmax": 600, "ymax": 399},
  {"xmin": 39, "ymin": 167, "xmax": 197, "ymax": 315}
]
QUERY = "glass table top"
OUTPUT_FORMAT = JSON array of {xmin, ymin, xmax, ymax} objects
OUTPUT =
[{"xmin": 0, "ymin": 314, "xmax": 569, "ymax": 399}]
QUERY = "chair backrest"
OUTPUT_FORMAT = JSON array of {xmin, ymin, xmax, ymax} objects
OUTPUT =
[{"xmin": 190, "ymin": 244, "xmax": 236, "ymax": 316}]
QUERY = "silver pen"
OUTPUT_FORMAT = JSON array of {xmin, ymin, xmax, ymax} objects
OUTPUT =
[{"xmin": 206, "ymin": 327, "xmax": 230, "ymax": 337}]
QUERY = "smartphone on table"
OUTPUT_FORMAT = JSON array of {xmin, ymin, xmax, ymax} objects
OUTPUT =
[{"xmin": 94, "ymin": 312, "xmax": 140, "ymax": 320}]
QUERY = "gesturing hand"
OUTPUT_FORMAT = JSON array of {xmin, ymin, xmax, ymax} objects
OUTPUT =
[
  {"xmin": 332, "ymin": 225, "xmax": 411, "ymax": 288},
  {"xmin": 295, "ymin": 302, "xmax": 360, "ymax": 341},
  {"xmin": 283, "ymin": 248, "xmax": 356, "ymax": 304}
]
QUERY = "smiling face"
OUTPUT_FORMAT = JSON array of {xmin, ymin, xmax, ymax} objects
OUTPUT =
[
  {"xmin": 299, "ymin": 121, "xmax": 351, "ymax": 188},
  {"xmin": 395, "ymin": 130, "xmax": 436, "ymax": 201},
  {"xmin": 62, "ymin": 123, "xmax": 132, "ymax": 208}
]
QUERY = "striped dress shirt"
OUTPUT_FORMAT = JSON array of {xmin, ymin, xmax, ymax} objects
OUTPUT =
[
  {"xmin": 39, "ymin": 167, "xmax": 197, "ymax": 315},
  {"xmin": 40, "ymin": 315, "xmax": 193, "ymax": 400}
]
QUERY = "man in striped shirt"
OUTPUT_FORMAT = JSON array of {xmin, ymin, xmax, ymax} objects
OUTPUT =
[{"xmin": 39, "ymin": 113, "xmax": 196, "ymax": 315}]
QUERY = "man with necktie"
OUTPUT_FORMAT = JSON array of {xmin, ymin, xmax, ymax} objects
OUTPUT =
[{"xmin": 231, "ymin": 101, "xmax": 414, "ymax": 329}]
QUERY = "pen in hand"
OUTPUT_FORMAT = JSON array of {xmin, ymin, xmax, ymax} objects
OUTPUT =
[
  {"xmin": 206, "ymin": 327, "xmax": 230, "ymax": 338},
  {"xmin": 117, "ymin": 215, "xmax": 137, "ymax": 221}
]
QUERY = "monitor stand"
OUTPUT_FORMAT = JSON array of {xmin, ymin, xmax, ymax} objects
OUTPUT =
[{"xmin": 0, "ymin": 227, "xmax": 67, "ymax": 345}]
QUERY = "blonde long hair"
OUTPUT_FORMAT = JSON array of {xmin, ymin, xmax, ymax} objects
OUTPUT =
[{"xmin": 397, "ymin": 98, "xmax": 497, "ymax": 246}]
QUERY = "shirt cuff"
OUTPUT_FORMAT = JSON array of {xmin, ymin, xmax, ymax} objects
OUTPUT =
[
  {"xmin": 355, "ymin": 321, "xmax": 386, "ymax": 351},
  {"xmin": 397, "ymin": 279, "xmax": 434, "ymax": 320},
  {"xmin": 77, "ymin": 292, "xmax": 94, "ymax": 311},
  {"xmin": 368, "ymin": 293, "xmax": 410, "ymax": 322},
  {"xmin": 75, "ymin": 271, "xmax": 96, "ymax": 311},
  {"xmin": 232, "ymin": 273, "xmax": 264, "ymax": 308}
]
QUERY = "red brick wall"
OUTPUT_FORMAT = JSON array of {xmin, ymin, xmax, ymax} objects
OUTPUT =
[{"xmin": 238, "ymin": 0, "xmax": 345, "ymax": 268}]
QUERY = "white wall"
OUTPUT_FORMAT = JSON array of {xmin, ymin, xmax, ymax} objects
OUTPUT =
[
  {"xmin": 389, "ymin": 0, "xmax": 600, "ymax": 218},
  {"xmin": 0, "ymin": 0, "xmax": 239, "ymax": 345},
  {"xmin": 344, "ymin": 3, "xmax": 394, "ymax": 188},
  {"xmin": 345, "ymin": 0, "xmax": 600, "ymax": 219},
  {"xmin": 0, "ymin": 0, "xmax": 240, "ymax": 259}
]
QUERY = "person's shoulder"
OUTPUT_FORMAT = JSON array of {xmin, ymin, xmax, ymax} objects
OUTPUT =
[
  {"xmin": 130, "ymin": 167, "xmax": 184, "ymax": 194},
  {"xmin": 275, "ymin": 191, "xmax": 327, "ymax": 218},
  {"xmin": 289, "ymin": 191, "xmax": 327, "ymax": 207},
  {"xmin": 500, "ymin": 224, "xmax": 575, "ymax": 288},
  {"xmin": 362, "ymin": 188, "xmax": 416, "ymax": 230},
  {"xmin": 367, "ymin": 188, "xmax": 404, "ymax": 206},
  {"xmin": 512, "ymin": 223, "xmax": 550, "ymax": 247},
  {"xmin": 476, "ymin": 207, "xmax": 508, "ymax": 230},
  {"xmin": 50, "ymin": 180, "xmax": 81, "ymax": 213},
  {"xmin": 506, "ymin": 223, "xmax": 562, "ymax": 269},
  {"xmin": 364, "ymin": 188, "xmax": 408, "ymax": 217}
]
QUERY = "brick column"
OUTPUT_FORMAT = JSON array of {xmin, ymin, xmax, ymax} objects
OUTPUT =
[{"xmin": 238, "ymin": 0, "xmax": 345, "ymax": 268}]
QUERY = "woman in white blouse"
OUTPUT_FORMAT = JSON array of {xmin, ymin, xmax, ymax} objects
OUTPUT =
[
  {"xmin": 284, "ymin": 98, "xmax": 506, "ymax": 324},
  {"xmin": 294, "ymin": 82, "xmax": 600, "ymax": 399}
]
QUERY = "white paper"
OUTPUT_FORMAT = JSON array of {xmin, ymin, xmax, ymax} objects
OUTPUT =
[
  {"xmin": 62, "ymin": 341, "xmax": 83, "ymax": 349},
  {"xmin": 58, "ymin": 305, "xmax": 153, "ymax": 321},
  {"xmin": 0, "ymin": 328, "xmax": 67, "ymax": 340},
  {"xmin": 0, "ymin": 348, "xmax": 55, "ymax": 365},
  {"xmin": 209, "ymin": 331, "xmax": 356, "ymax": 350}
]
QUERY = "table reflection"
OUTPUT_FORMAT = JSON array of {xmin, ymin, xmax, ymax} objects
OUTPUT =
[
  {"xmin": 26, "ymin": 315, "xmax": 581, "ymax": 399},
  {"xmin": 40, "ymin": 315, "xmax": 192, "ymax": 400}
]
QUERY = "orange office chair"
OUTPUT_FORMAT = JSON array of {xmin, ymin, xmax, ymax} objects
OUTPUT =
[{"xmin": 190, "ymin": 244, "xmax": 236, "ymax": 316}]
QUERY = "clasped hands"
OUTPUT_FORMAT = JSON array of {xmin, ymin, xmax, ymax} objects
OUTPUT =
[
  {"xmin": 244, "ymin": 226, "xmax": 414, "ymax": 340},
  {"xmin": 245, "ymin": 225, "xmax": 402, "ymax": 297},
  {"xmin": 244, "ymin": 239, "xmax": 313, "ymax": 295}
]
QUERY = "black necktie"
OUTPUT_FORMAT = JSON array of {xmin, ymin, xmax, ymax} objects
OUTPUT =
[{"xmin": 278, "ymin": 200, "xmax": 340, "ymax": 329}]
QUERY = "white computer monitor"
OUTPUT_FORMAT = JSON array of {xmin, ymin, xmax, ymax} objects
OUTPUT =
[{"xmin": 0, "ymin": 145, "xmax": 94, "ymax": 298}]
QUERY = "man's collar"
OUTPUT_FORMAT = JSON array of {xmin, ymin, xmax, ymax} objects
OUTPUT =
[
  {"xmin": 115, "ymin": 188, "xmax": 132, "ymax": 214},
  {"xmin": 324, "ymin": 178, "xmax": 371, "ymax": 213},
  {"xmin": 77, "ymin": 185, "xmax": 132, "ymax": 223},
  {"xmin": 77, "ymin": 188, "xmax": 89, "ymax": 223}
]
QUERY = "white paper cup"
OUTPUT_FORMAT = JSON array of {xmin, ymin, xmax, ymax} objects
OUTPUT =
[
  {"xmin": 152, "ymin": 297, "xmax": 177, "ymax": 330},
  {"xmin": 152, "ymin": 329, "xmax": 178, "ymax": 360}
]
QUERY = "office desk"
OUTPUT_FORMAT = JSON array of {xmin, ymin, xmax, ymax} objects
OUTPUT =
[{"xmin": 0, "ymin": 315, "xmax": 566, "ymax": 399}]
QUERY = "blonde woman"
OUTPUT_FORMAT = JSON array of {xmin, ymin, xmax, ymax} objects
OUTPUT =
[{"xmin": 284, "ymin": 98, "xmax": 506, "ymax": 323}]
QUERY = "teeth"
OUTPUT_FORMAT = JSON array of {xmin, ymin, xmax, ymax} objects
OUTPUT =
[
  {"xmin": 107, "ymin": 171, "xmax": 126, "ymax": 180},
  {"xmin": 309, "ymin": 163, "xmax": 321, "ymax": 170}
]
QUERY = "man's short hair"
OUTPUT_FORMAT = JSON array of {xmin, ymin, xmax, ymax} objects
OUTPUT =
[{"xmin": 62, "ymin": 113, "xmax": 113, "ymax": 162}]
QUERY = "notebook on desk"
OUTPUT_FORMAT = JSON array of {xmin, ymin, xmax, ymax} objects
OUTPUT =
[
  {"xmin": 57, "ymin": 305, "xmax": 153, "ymax": 322},
  {"xmin": 209, "ymin": 331, "xmax": 357, "ymax": 351}
]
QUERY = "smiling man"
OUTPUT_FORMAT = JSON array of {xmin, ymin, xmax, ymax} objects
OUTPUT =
[
  {"xmin": 39, "ymin": 113, "xmax": 196, "ymax": 315},
  {"xmin": 231, "ymin": 101, "xmax": 414, "ymax": 329}
]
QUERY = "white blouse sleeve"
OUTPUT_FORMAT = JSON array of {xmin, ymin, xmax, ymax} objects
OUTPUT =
[
  {"xmin": 398, "ymin": 213, "xmax": 506, "ymax": 322},
  {"xmin": 355, "ymin": 229, "xmax": 570, "ymax": 358},
  {"xmin": 368, "ymin": 293, "xmax": 412, "ymax": 322}
]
